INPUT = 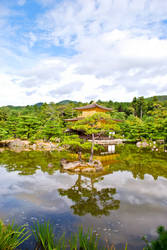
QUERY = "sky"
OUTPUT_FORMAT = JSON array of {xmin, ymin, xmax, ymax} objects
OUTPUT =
[{"xmin": 1, "ymin": 0, "xmax": 167, "ymax": 106}]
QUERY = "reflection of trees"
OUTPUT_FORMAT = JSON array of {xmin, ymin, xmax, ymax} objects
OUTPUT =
[
  {"xmin": 111, "ymin": 145, "xmax": 167, "ymax": 180},
  {"xmin": 58, "ymin": 175, "xmax": 120, "ymax": 217},
  {"xmin": 0, "ymin": 151, "xmax": 71, "ymax": 175}
]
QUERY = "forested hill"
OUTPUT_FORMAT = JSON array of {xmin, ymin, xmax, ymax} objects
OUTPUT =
[
  {"xmin": 0, "ymin": 95, "xmax": 167, "ymax": 143},
  {"xmin": 146, "ymin": 95, "xmax": 167, "ymax": 102},
  {"xmin": 2, "ymin": 95, "xmax": 167, "ymax": 110},
  {"xmin": 56, "ymin": 100, "xmax": 78, "ymax": 105}
]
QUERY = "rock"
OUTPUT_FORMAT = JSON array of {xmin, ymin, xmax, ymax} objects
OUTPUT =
[
  {"xmin": 136, "ymin": 141, "xmax": 149, "ymax": 148},
  {"xmin": 60, "ymin": 159, "xmax": 81, "ymax": 170},
  {"xmin": 81, "ymin": 167, "xmax": 96, "ymax": 173},
  {"xmin": 31, "ymin": 144, "xmax": 37, "ymax": 150},
  {"xmin": 92, "ymin": 160, "xmax": 103, "ymax": 171},
  {"xmin": 74, "ymin": 168, "xmax": 81, "ymax": 172},
  {"xmin": 60, "ymin": 159, "xmax": 103, "ymax": 172},
  {"xmin": 8, "ymin": 139, "xmax": 29, "ymax": 148}
]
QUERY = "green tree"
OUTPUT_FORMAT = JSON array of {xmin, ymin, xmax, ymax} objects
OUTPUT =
[
  {"xmin": 16, "ymin": 115, "xmax": 42, "ymax": 139},
  {"xmin": 70, "ymin": 113, "xmax": 120, "ymax": 162},
  {"xmin": 0, "ymin": 127, "xmax": 8, "ymax": 140},
  {"xmin": 41, "ymin": 118, "xmax": 63, "ymax": 141}
]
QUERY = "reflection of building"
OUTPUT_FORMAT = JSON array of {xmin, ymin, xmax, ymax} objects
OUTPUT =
[
  {"xmin": 108, "ymin": 145, "xmax": 116, "ymax": 153},
  {"xmin": 65, "ymin": 102, "xmax": 113, "ymax": 122}
]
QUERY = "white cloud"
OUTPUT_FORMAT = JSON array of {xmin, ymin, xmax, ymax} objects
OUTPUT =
[
  {"xmin": 17, "ymin": 0, "xmax": 26, "ymax": 6},
  {"xmin": 0, "ymin": 0, "xmax": 167, "ymax": 105}
]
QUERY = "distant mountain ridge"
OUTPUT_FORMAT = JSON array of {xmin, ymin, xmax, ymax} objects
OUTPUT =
[
  {"xmin": 1, "ymin": 95, "xmax": 167, "ymax": 109},
  {"xmin": 56, "ymin": 100, "xmax": 78, "ymax": 105},
  {"xmin": 146, "ymin": 95, "xmax": 167, "ymax": 102}
]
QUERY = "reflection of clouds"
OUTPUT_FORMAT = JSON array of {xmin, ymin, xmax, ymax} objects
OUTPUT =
[
  {"xmin": 1, "ymin": 167, "xmax": 167, "ymax": 210},
  {"xmin": 0, "ymin": 168, "xmax": 78, "ymax": 212},
  {"xmin": 82, "ymin": 200, "xmax": 167, "ymax": 247},
  {"xmin": 95, "ymin": 171, "xmax": 167, "ymax": 206},
  {"xmin": 17, "ymin": 192, "xmax": 72, "ymax": 212},
  {"xmin": 1, "ymin": 165, "xmax": 167, "ymax": 247}
]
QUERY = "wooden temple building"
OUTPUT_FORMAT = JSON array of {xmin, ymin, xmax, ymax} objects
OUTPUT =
[
  {"xmin": 64, "ymin": 102, "xmax": 122, "ymax": 142},
  {"xmin": 65, "ymin": 102, "xmax": 113, "ymax": 122}
]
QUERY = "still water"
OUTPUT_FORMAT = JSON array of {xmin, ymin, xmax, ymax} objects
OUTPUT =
[{"xmin": 0, "ymin": 145, "xmax": 167, "ymax": 249}]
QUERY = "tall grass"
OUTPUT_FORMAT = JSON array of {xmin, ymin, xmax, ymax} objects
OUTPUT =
[
  {"xmin": 31, "ymin": 220, "xmax": 66, "ymax": 250},
  {"xmin": 0, "ymin": 219, "xmax": 30, "ymax": 250},
  {"xmin": 69, "ymin": 226, "xmax": 99, "ymax": 250},
  {"xmin": 0, "ymin": 219, "xmax": 129, "ymax": 249},
  {"xmin": 32, "ymin": 222, "xmax": 99, "ymax": 250}
]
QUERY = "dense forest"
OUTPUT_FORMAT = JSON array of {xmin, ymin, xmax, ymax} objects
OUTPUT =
[{"xmin": 0, "ymin": 96, "xmax": 167, "ymax": 152}]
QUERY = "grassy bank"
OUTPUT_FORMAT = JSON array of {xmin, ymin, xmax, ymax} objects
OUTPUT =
[{"xmin": 0, "ymin": 219, "xmax": 167, "ymax": 249}]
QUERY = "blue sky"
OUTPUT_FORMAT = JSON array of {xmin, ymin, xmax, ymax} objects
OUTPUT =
[{"xmin": 0, "ymin": 0, "xmax": 167, "ymax": 106}]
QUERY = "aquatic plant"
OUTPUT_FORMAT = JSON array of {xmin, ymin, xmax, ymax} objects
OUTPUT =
[
  {"xmin": 4, "ymin": 219, "xmax": 167, "ymax": 249},
  {"xmin": 75, "ymin": 226, "xmax": 98, "ymax": 249},
  {"xmin": 143, "ymin": 226, "xmax": 167, "ymax": 250},
  {"xmin": 31, "ymin": 222, "xmax": 129, "ymax": 250},
  {"xmin": 32, "ymin": 222, "xmax": 99, "ymax": 250},
  {"xmin": 31, "ymin": 220, "xmax": 66, "ymax": 250},
  {"xmin": 0, "ymin": 219, "xmax": 30, "ymax": 250}
]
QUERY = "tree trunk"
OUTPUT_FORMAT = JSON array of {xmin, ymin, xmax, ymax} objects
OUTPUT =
[
  {"xmin": 140, "ymin": 105, "xmax": 143, "ymax": 119},
  {"xmin": 78, "ymin": 151, "xmax": 82, "ymax": 161},
  {"xmin": 89, "ymin": 133, "xmax": 94, "ymax": 163}
]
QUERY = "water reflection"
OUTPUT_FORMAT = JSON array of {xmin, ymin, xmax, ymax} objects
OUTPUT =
[
  {"xmin": 59, "ymin": 174, "xmax": 120, "ymax": 216},
  {"xmin": 0, "ymin": 146, "xmax": 167, "ymax": 249},
  {"xmin": 108, "ymin": 145, "xmax": 115, "ymax": 153},
  {"xmin": 110, "ymin": 144, "xmax": 167, "ymax": 180},
  {"xmin": 0, "ymin": 150, "xmax": 74, "ymax": 175}
]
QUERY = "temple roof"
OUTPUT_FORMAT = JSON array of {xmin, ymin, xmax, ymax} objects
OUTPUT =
[{"xmin": 74, "ymin": 103, "xmax": 113, "ymax": 111}]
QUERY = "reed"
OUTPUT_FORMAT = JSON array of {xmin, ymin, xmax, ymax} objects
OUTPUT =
[
  {"xmin": 0, "ymin": 219, "xmax": 30, "ymax": 250},
  {"xmin": 0, "ymin": 219, "xmax": 129, "ymax": 249}
]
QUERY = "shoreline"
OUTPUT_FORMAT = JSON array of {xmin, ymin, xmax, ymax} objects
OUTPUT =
[{"xmin": 0, "ymin": 139, "xmax": 64, "ymax": 152}]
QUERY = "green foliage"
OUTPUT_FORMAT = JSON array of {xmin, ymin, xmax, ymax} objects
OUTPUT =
[
  {"xmin": 0, "ymin": 96, "xmax": 166, "ymax": 142},
  {"xmin": 32, "ymin": 220, "xmax": 66, "ymax": 250},
  {"xmin": 41, "ymin": 118, "xmax": 63, "ymax": 141},
  {"xmin": 61, "ymin": 135, "xmax": 102, "ymax": 153},
  {"xmin": 143, "ymin": 226, "xmax": 167, "ymax": 250},
  {"xmin": 0, "ymin": 127, "xmax": 8, "ymax": 140},
  {"xmin": 32, "ymin": 221, "xmax": 99, "ymax": 250},
  {"xmin": 77, "ymin": 226, "xmax": 98, "ymax": 249},
  {"xmin": 2, "ymin": 212, "xmax": 167, "ymax": 249},
  {"xmin": 0, "ymin": 220, "xmax": 30, "ymax": 250},
  {"xmin": 146, "ymin": 95, "xmax": 167, "ymax": 102},
  {"xmin": 71, "ymin": 112, "xmax": 121, "ymax": 135},
  {"xmin": 15, "ymin": 115, "xmax": 42, "ymax": 139}
]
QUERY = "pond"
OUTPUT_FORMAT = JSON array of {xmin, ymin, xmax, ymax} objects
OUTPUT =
[{"xmin": 0, "ymin": 145, "xmax": 167, "ymax": 249}]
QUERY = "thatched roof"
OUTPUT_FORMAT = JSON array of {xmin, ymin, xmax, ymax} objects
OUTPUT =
[{"xmin": 74, "ymin": 103, "xmax": 113, "ymax": 111}]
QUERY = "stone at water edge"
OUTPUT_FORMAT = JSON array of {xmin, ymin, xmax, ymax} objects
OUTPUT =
[
  {"xmin": 136, "ymin": 141, "xmax": 149, "ymax": 148},
  {"xmin": 60, "ymin": 159, "xmax": 82, "ymax": 170},
  {"xmin": 92, "ymin": 160, "xmax": 103, "ymax": 171},
  {"xmin": 81, "ymin": 167, "xmax": 96, "ymax": 173},
  {"xmin": 8, "ymin": 139, "xmax": 30, "ymax": 148},
  {"xmin": 60, "ymin": 159, "xmax": 103, "ymax": 172}
]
